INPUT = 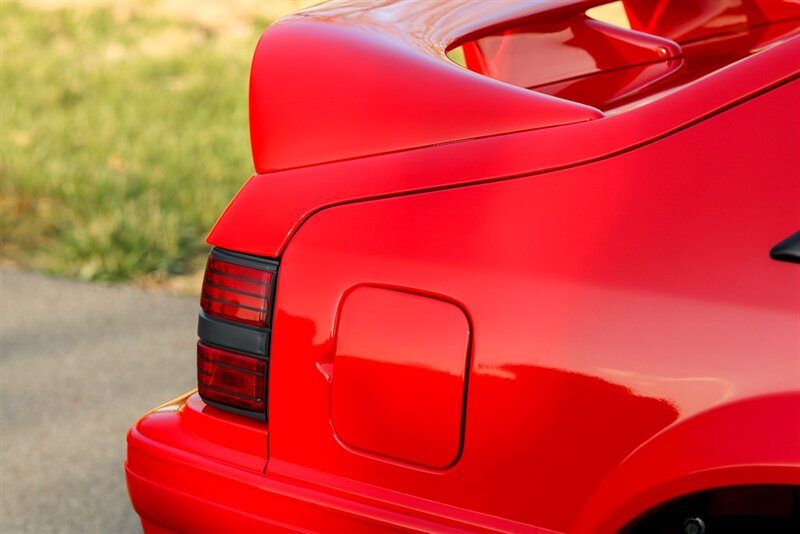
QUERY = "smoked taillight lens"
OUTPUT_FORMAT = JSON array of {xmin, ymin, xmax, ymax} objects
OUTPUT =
[
  {"xmin": 196, "ymin": 248, "xmax": 277, "ymax": 419},
  {"xmin": 197, "ymin": 342, "xmax": 266, "ymax": 412},
  {"xmin": 201, "ymin": 256, "xmax": 273, "ymax": 327}
]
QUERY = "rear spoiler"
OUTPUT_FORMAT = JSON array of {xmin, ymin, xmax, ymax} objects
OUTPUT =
[
  {"xmin": 249, "ymin": 0, "xmax": 608, "ymax": 172},
  {"xmin": 249, "ymin": 0, "xmax": 800, "ymax": 172}
]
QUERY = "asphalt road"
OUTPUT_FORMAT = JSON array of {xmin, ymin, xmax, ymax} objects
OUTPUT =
[{"xmin": 1, "ymin": 268, "xmax": 198, "ymax": 533}]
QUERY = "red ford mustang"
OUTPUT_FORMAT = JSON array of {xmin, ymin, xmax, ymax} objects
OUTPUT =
[{"xmin": 125, "ymin": 1, "xmax": 800, "ymax": 532}]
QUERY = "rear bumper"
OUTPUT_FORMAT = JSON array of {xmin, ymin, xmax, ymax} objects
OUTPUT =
[
  {"xmin": 125, "ymin": 393, "xmax": 438, "ymax": 533},
  {"xmin": 125, "ymin": 392, "xmax": 281, "ymax": 532}
]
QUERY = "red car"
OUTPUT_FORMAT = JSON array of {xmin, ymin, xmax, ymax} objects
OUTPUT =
[{"xmin": 125, "ymin": 1, "xmax": 800, "ymax": 532}]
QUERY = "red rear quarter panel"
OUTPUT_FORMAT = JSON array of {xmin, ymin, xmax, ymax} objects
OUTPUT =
[{"xmin": 263, "ymin": 80, "xmax": 800, "ymax": 532}]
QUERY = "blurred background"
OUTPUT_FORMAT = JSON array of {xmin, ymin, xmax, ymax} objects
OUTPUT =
[
  {"xmin": 1, "ymin": 2, "xmax": 315, "ymax": 532},
  {"xmin": 2, "ymin": 0, "xmax": 316, "ymax": 292}
]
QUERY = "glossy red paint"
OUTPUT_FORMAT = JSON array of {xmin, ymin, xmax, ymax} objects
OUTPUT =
[
  {"xmin": 126, "ymin": 1, "xmax": 800, "ymax": 532},
  {"xmin": 209, "ymin": 27, "xmax": 800, "ymax": 258},
  {"xmin": 331, "ymin": 286, "xmax": 471, "ymax": 469},
  {"xmin": 504, "ymin": 0, "xmax": 800, "ymax": 110},
  {"xmin": 623, "ymin": 0, "xmax": 800, "ymax": 43},
  {"xmin": 573, "ymin": 393, "xmax": 800, "ymax": 532},
  {"xmin": 263, "ymin": 79, "xmax": 800, "ymax": 532},
  {"xmin": 458, "ymin": 13, "xmax": 683, "ymax": 109}
]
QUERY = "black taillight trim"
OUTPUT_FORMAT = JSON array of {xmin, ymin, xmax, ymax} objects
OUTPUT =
[
  {"xmin": 197, "ymin": 313, "xmax": 269, "ymax": 356},
  {"xmin": 210, "ymin": 247, "xmax": 279, "ymax": 271}
]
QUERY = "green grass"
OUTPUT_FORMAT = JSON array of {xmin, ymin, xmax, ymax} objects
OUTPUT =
[{"xmin": 1, "ymin": 2, "xmax": 268, "ymax": 282}]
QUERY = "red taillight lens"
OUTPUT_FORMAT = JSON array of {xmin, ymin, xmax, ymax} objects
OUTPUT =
[
  {"xmin": 197, "ymin": 342, "xmax": 266, "ymax": 412},
  {"xmin": 201, "ymin": 256, "xmax": 273, "ymax": 327},
  {"xmin": 197, "ymin": 249, "xmax": 277, "ymax": 418}
]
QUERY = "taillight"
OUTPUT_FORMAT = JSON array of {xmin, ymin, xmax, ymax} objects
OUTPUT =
[
  {"xmin": 196, "ymin": 248, "xmax": 277, "ymax": 419},
  {"xmin": 201, "ymin": 257, "xmax": 273, "ymax": 327},
  {"xmin": 197, "ymin": 342, "xmax": 266, "ymax": 412}
]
